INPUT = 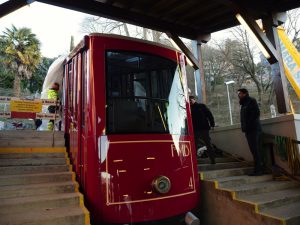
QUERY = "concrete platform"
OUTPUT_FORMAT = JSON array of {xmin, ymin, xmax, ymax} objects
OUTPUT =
[
  {"xmin": 240, "ymin": 188, "xmax": 300, "ymax": 210},
  {"xmin": 261, "ymin": 202, "xmax": 300, "ymax": 225},
  {"xmin": 0, "ymin": 164, "xmax": 70, "ymax": 175},
  {"xmin": 0, "ymin": 131, "xmax": 65, "ymax": 147},
  {"xmin": 0, "ymin": 192, "xmax": 82, "ymax": 214},
  {"xmin": 0, "ymin": 152, "xmax": 66, "ymax": 158},
  {"xmin": 200, "ymin": 166, "xmax": 254, "ymax": 180},
  {"xmin": 1, "ymin": 206, "xmax": 86, "ymax": 225},
  {"xmin": 0, "ymin": 171, "xmax": 74, "ymax": 186},
  {"xmin": 0, "ymin": 144, "xmax": 89, "ymax": 225},
  {"xmin": 0, "ymin": 181, "xmax": 79, "ymax": 198},
  {"xmin": 198, "ymin": 161, "xmax": 251, "ymax": 171},
  {"xmin": 199, "ymin": 156, "xmax": 300, "ymax": 225},
  {"xmin": 212, "ymin": 174, "xmax": 272, "ymax": 188},
  {"xmin": 222, "ymin": 180, "xmax": 299, "ymax": 197}
]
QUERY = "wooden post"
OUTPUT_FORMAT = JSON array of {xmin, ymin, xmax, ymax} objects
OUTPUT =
[
  {"xmin": 263, "ymin": 15, "xmax": 291, "ymax": 113},
  {"xmin": 192, "ymin": 35, "xmax": 210, "ymax": 104},
  {"xmin": 196, "ymin": 41, "xmax": 207, "ymax": 104}
]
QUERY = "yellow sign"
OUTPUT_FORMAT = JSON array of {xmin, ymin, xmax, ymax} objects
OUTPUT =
[
  {"xmin": 36, "ymin": 113, "xmax": 58, "ymax": 119},
  {"xmin": 278, "ymin": 27, "xmax": 300, "ymax": 98},
  {"xmin": 10, "ymin": 99, "xmax": 42, "ymax": 113}
]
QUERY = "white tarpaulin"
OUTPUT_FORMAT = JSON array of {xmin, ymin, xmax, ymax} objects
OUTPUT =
[{"xmin": 41, "ymin": 55, "xmax": 66, "ymax": 99}]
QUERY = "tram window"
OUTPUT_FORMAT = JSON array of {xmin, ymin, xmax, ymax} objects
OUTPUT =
[
  {"xmin": 81, "ymin": 51, "xmax": 87, "ymax": 127},
  {"xmin": 106, "ymin": 51, "xmax": 188, "ymax": 135},
  {"xmin": 150, "ymin": 72, "xmax": 159, "ymax": 98},
  {"xmin": 68, "ymin": 62, "xmax": 72, "ymax": 112},
  {"xmin": 73, "ymin": 57, "xmax": 77, "ymax": 119}
]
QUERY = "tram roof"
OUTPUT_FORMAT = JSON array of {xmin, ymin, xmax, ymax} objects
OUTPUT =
[
  {"xmin": 67, "ymin": 33, "xmax": 180, "ymax": 60},
  {"xmin": 1, "ymin": 0, "xmax": 299, "ymax": 40}
]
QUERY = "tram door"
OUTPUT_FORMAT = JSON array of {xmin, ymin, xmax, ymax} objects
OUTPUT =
[
  {"xmin": 79, "ymin": 51, "xmax": 88, "ymax": 190},
  {"xmin": 70, "ymin": 57, "xmax": 79, "ymax": 176}
]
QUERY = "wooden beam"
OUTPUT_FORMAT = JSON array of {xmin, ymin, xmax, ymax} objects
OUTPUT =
[
  {"xmin": 166, "ymin": 32, "xmax": 200, "ymax": 70},
  {"xmin": 237, "ymin": 10, "xmax": 279, "ymax": 64},
  {"xmin": 215, "ymin": 1, "xmax": 280, "ymax": 64},
  {"xmin": 0, "ymin": 0, "xmax": 34, "ymax": 18},
  {"xmin": 263, "ymin": 15, "xmax": 291, "ymax": 113}
]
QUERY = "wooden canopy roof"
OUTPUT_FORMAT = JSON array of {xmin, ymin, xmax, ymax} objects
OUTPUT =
[{"xmin": 1, "ymin": 0, "xmax": 300, "ymax": 39}]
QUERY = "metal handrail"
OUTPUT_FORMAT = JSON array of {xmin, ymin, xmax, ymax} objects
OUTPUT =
[{"xmin": 262, "ymin": 133, "xmax": 300, "ymax": 182}]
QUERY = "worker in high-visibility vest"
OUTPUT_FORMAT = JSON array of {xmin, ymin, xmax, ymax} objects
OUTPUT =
[{"xmin": 47, "ymin": 82, "xmax": 59, "ymax": 130}]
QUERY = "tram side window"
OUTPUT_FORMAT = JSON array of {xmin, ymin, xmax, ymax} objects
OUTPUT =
[
  {"xmin": 106, "ymin": 51, "xmax": 188, "ymax": 135},
  {"xmin": 68, "ymin": 62, "xmax": 73, "ymax": 112},
  {"xmin": 73, "ymin": 57, "xmax": 78, "ymax": 120},
  {"xmin": 81, "ymin": 51, "xmax": 87, "ymax": 127}
]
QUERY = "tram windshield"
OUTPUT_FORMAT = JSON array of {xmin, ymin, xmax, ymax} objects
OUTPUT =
[{"xmin": 106, "ymin": 50, "xmax": 188, "ymax": 135}]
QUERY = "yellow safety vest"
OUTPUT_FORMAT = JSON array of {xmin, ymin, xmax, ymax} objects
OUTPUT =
[{"xmin": 47, "ymin": 89, "xmax": 58, "ymax": 100}]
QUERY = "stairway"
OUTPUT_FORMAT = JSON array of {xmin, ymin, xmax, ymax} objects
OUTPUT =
[
  {"xmin": 198, "ymin": 156, "xmax": 300, "ymax": 225},
  {"xmin": 0, "ymin": 130, "xmax": 65, "ymax": 147},
  {"xmin": 0, "ymin": 131, "xmax": 90, "ymax": 225}
]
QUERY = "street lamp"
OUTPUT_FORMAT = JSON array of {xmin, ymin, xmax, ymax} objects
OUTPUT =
[{"xmin": 225, "ymin": 80, "xmax": 235, "ymax": 125}]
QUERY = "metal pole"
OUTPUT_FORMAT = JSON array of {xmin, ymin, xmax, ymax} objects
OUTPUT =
[{"xmin": 226, "ymin": 84, "xmax": 233, "ymax": 125}]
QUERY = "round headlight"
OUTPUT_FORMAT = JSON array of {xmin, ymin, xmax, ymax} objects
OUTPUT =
[{"xmin": 152, "ymin": 176, "xmax": 171, "ymax": 194}]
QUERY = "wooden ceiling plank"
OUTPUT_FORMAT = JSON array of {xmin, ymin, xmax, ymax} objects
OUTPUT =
[
  {"xmin": 191, "ymin": 8, "xmax": 233, "ymax": 27},
  {"xmin": 148, "ymin": 0, "xmax": 187, "ymax": 15},
  {"xmin": 159, "ymin": 0, "xmax": 197, "ymax": 19},
  {"xmin": 37, "ymin": 0, "xmax": 198, "ymax": 39},
  {"xmin": 30, "ymin": 0, "xmax": 300, "ymax": 38},
  {"xmin": 0, "ymin": 0, "xmax": 33, "ymax": 18},
  {"xmin": 177, "ymin": 2, "xmax": 220, "ymax": 22}
]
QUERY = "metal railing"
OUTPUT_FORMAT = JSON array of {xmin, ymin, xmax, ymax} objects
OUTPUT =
[
  {"xmin": 262, "ymin": 133, "xmax": 300, "ymax": 182},
  {"xmin": 0, "ymin": 96, "xmax": 60, "ymax": 130}
]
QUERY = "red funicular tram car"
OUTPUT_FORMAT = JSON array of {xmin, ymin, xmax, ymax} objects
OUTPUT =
[{"xmin": 63, "ymin": 34, "xmax": 199, "ymax": 224}]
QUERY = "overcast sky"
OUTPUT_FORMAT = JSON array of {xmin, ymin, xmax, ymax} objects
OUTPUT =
[
  {"xmin": 0, "ymin": 1, "xmax": 88, "ymax": 58},
  {"xmin": 0, "ymin": 1, "xmax": 231, "ymax": 58},
  {"xmin": 1, "ymin": 1, "xmax": 298, "ymax": 59}
]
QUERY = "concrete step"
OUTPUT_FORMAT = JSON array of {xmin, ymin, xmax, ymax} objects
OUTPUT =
[
  {"xmin": 0, "ymin": 164, "xmax": 69, "ymax": 175},
  {"xmin": 0, "ymin": 131, "xmax": 64, "ymax": 138},
  {"xmin": 200, "ymin": 167, "xmax": 254, "ymax": 180},
  {"xmin": 0, "ymin": 152, "xmax": 66, "ymax": 159},
  {"xmin": 0, "ymin": 181, "xmax": 78, "ymax": 198},
  {"xmin": 0, "ymin": 206, "xmax": 86, "ymax": 225},
  {"xmin": 197, "ymin": 157, "xmax": 238, "ymax": 164},
  {"xmin": 261, "ymin": 202, "xmax": 300, "ymax": 225},
  {"xmin": 0, "ymin": 138, "xmax": 89, "ymax": 225},
  {"xmin": 0, "ymin": 131, "xmax": 65, "ymax": 147},
  {"xmin": 0, "ymin": 138, "xmax": 65, "ymax": 147},
  {"xmin": 240, "ymin": 188, "xmax": 300, "ymax": 211},
  {"xmin": 212, "ymin": 174, "xmax": 273, "ymax": 188},
  {"xmin": 0, "ymin": 157, "xmax": 67, "ymax": 166},
  {"xmin": 0, "ymin": 192, "xmax": 82, "ymax": 214},
  {"xmin": 0, "ymin": 171, "xmax": 74, "ymax": 186},
  {"xmin": 198, "ymin": 161, "xmax": 251, "ymax": 171},
  {"xmin": 0, "ymin": 158, "xmax": 67, "ymax": 166},
  {"xmin": 222, "ymin": 180, "xmax": 299, "ymax": 197}
]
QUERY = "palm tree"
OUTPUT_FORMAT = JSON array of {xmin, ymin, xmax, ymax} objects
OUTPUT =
[{"xmin": 0, "ymin": 25, "xmax": 41, "ymax": 96}]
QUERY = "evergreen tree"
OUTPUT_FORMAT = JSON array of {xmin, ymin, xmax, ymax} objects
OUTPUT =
[
  {"xmin": 70, "ymin": 35, "xmax": 74, "ymax": 52},
  {"xmin": 0, "ymin": 25, "xmax": 42, "ymax": 96}
]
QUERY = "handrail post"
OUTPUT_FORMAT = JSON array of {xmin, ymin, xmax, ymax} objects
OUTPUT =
[{"xmin": 52, "ymin": 99, "xmax": 59, "ymax": 147}]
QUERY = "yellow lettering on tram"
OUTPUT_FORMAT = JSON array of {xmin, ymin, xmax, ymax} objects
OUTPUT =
[
  {"xmin": 171, "ymin": 144, "xmax": 178, "ymax": 157},
  {"xmin": 189, "ymin": 177, "xmax": 193, "ymax": 189},
  {"xmin": 182, "ymin": 144, "xmax": 190, "ymax": 157},
  {"xmin": 171, "ymin": 143, "xmax": 190, "ymax": 157}
]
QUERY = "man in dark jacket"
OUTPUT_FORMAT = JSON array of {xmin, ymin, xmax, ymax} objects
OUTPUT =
[
  {"xmin": 189, "ymin": 96, "xmax": 216, "ymax": 164},
  {"xmin": 238, "ymin": 88, "xmax": 263, "ymax": 176}
]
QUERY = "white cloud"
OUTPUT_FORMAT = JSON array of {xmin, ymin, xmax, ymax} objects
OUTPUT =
[{"xmin": 0, "ymin": 2, "xmax": 89, "ymax": 58}]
